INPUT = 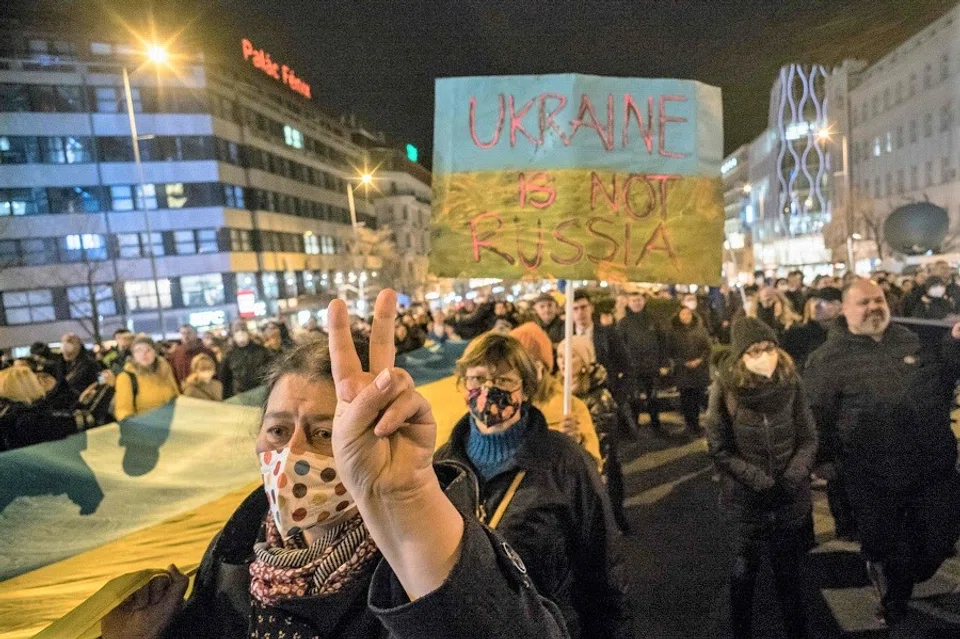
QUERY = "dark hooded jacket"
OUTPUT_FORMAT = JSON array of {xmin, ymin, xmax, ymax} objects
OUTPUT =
[
  {"xmin": 616, "ymin": 308, "xmax": 665, "ymax": 378},
  {"xmin": 780, "ymin": 320, "xmax": 831, "ymax": 371},
  {"xmin": 163, "ymin": 461, "xmax": 570, "ymax": 639},
  {"xmin": 667, "ymin": 314, "xmax": 712, "ymax": 389},
  {"xmin": 705, "ymin": 349, "xmax": 818, "ymax": 527},
  {"xmin": 805, "ymin": 318, "xmax": 960, "ymax": 489},
  {"xmin": 435, "ymin": 407, "xmax": 631, "ymax": 639}
]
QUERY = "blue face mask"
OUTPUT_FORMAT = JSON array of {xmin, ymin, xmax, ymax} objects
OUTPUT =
[{"xmin": 468, "ymin": 385, "xmax": 523, "ymax": 427}]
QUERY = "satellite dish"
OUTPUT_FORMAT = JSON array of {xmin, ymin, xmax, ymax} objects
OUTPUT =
[{"xmin": 883, "ymin": 202, "xmax": 949, "ymax": 255}]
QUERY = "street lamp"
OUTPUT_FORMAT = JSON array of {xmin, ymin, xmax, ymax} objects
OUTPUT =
[
  {"xmin": 345, "ymin": 172, "xmax": 375, "ymax": 313},
  {"xmin": 818, "ymin": 127, "xmax": 854, "ymax": 272},
  {"xmin": 122, "ymin": 44, "xmax": 170, "ymax": 338}
]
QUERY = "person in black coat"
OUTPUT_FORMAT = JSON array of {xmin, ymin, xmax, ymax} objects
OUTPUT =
[
  {"xmin": 780, "ymin": 287, "xmax": 842, "ymax": 370},
  {"xmin": 451, "ymin": 299, "xmax": 497, "ymax": 340},
  {"xmin": 706, "ymin": 318, "xmax": 818, "ymax": 639},
  {"xmin": 805, "ymin": 279, "xmax": 960, "ymax": 625},
  {"xmin": 7, "ymin": 361, "xmax": 77, "ymax": 449},
  {"xmin": 617, "ymin": 291, "xmax": 667, "ymax": 430},
  {"xmin": 532, "ymin": 293, "xmax": 565, "ymax": 344},
  {"xmin": 436, "ymin": 332, "xmax": 631, "ymax": 639},
  {"xmin": 103, "ymin": 293, "xmax": 570, "ymax": 639},
  {"xmin": 221, "ymin": 325, "xmax": 276, "ymax": 398},
  {"xmin": 59, "ymin": 333, "xmax": 101, "ymax": 397},
  {"xmin": 667, "ymin": 308, "xmax": 712, "ymax": 434},
  {"xmin": 572, "ymin": 290, "xmax": 629, "ymax": 402},
  {"xmin": 910, "ymin": 276, "xmax": 957, "ymax": 320}
]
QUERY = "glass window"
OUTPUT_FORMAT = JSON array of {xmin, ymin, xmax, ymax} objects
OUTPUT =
[
  {"xmin": 229, "ymin": 229, "xmax": 252, "ymax": 252},
  {"xmin": 924, "ymin": 64, "xmax": 932, "ymax": 89},
  {"xmin": 0, "ymin": 84, "xmax": 31, "ymax": 111},
  {"xmin": 124, "ymin": 279, "xmax": 172, "ymax": 311},
  {"xmin": 895, "ymin": 81, "xmax": 903, "ymax": 104},
  {"xmin": 30, "ymin": 85, "xmax": 85, "ymax": 112},
  {"xmin": 895, "ymin": 126, "xmax": 903, "ymax": 149},
  {"xmin": 90, "ymin": 42, "xmax": 112, "ymax": 55},
  {"xmin": 60, "ymin": 233, "xmax": 107, "ymax": 262},
  {"xmin": 64, "ymin": 136, "xmax": 93, "ymax": 163},
  {"xmin": 165, "ymin": 183, "xmax": 187, "ymax": 209},
  {"xmin": 942, "ymin": 157, "xmax": 952, "ymax": 184},
  {"xmin": 3, "ymin": 289, "xmax": 55, "ymax": 325},
  {"xmin": 897, "ymin": 169, "xmax": 905, "ymax": 194},
  {"xmin": 20, "ymin": 238, "xmax": 57, "ymax": 266},
  {"xmin": 926, "ymin": 161, "xmax": 934, "ymax": 187},
  {"xmin": 283, "ymin": 271, "xmax": 298, "ymax": 298},
  {"xmin": 97, "ymin": 136, "xmax": 134, "ymax": 162},
  {"xmin": 28, "ymin": 39, "xmax": 49, "ymax": 54},
  {"xmin": 177, "ymin": 136, "xmax": 211, "ymax": 160},
  {"xmin": 942, "ymin": 53, "xmax": 950, "ymax": 81},
  {"xmin": 283, "ymin": 125, "xmax": 304, "ymax": 149},
  {"xmin": 197, "ymin": 229, "xmax": 217, "ymax": 253},
  {"xmin": 304, "ymin": 233, "xmax": 320, "ymax": 255},
  {"xmin": 47, "ymin": 185, "xmax": 103, "ymax": 214},
  {"xmin": 909, "ymin": 73, "xmax": 917, "ymax": 96},
  {"xmin": 235, "ymin": 272, "xmax": 257, "ymax": 294},
  {"xmin": 180, "ymin": 273, "xmax": 225, "ymax": 307},
  {"xmin": 911, "ymin": 165, "xmax": 918, "ymax": 190},
  {"xmin": 261, "ymin": 272, "xmax": 279, "ymax": 300},
  {"xmin": 909, "ymin": 119, "xmax": 918, "ymax": 143},
  {"xmin": 0, "ymin": 188, "xmax": 45, "ymax": 216},
  {"xmin": 117, "ymin": 232, "xmax": 164, "ymax": 258},
  {"xmin": 67, "ymin": 284, "xmax": 117, "ymax": 319},
  {"xmin": 924, "ymin": 113, "xmax": 933, "ymax": 137},
  {"xmin": 224, "ymin": 184, "xmax": 244, "ymax": 208},
  {"xmin": 0, "ymin": 136, "xmax": 39, "ymax": 163},
  {"xmin": 302, "ymin": 270, "xmax": 317, "ymax": 295},
  {"xmin": 135, "ymin": 184, "xmax": 157, "ymax": 209},
  {"xmin": 0, "ymin": 240, "xmax": 18, "ymax": 268},
  {"xmin": 110, "ymin": 185, "xmax": 135, "ymax": 211},
  {"xmin": 40, "ymin": 137, "xmax": 67, "ymax": 164},
  {"xmin": 883, "ymin": 88, "xmax": 890, "ymax": 111},
  {"xmin": 95, "ymin": 86, "xmax": 120, "ymax": 113},
  {"xmin": 174, "ymin": 230, "xmax": 197, "ymax": 254},
  {"xmin": 941, "ymin": 102, "xmax": 954, "ymax": 132}
]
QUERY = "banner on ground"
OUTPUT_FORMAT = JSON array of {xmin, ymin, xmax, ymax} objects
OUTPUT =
[{"xmin": 431, "ymin": 73, "xmax": 725, "ymax": 284}]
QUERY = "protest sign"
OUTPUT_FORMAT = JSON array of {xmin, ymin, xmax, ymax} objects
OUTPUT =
[{"xmin": 431, "ymin": 74, "xmax": 724, "ymax": 284}]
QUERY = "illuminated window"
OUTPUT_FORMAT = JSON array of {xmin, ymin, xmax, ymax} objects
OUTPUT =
[
  {"xmin": 302, "ymin": 270, "xmax": 317, "ymax": 294},
  {"xmin": 136, "ymin": 184, "xmax": 158, "ymax": 209},
  {"xmin": 61, "ymin": 234, "xmax": 107, "ymax": 261},
  {"xmin": 283, "ymin": 125, "xmax": 303, "ymax": 149},
  {"xmin": 886, "ymin": 132, "xmax": 892, "ymax": 153},
  {"xmin": 67, "ymin": 285, "xmax": 116, "ymax": 319},
  {"xmin": 124, "ymin": 279, "xmax": 172, "ymax": 310},
  {"xmin": 304, "ymin": 233, "xmax": 320, "ymax": 255},
  {"xmin": 90, "ymin": 42, "xmax": 112, "ymax": 55},
  {"xmin": 873, "ymin": 137, "xmax": 881, "ymax": 157},
  {"xmin": 165, "ymin": 183, "xmax": 187, "ymax": 208},
  {"xmin": 3, "ymin": 289, "xmax": 55, "ymax": 324},
  {"xmin": 181, "ymin": 273, "xmax": 225, "ymax": 307},
  {"xmin": 261, "ymin": 273, "xmax": 279, "ymax": 299}
]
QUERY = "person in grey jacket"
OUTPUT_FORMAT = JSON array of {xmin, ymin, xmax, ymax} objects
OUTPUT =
[{"xmin": 706, "ymin": 317, "xmax": 818, "ymax": 639}]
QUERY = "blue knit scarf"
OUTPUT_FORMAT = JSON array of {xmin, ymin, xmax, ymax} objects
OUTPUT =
[{"xmin": 466, "ymin": 405, "xmax": 530, "ymax": 480}]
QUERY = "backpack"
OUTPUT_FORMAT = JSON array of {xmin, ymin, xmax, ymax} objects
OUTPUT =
[{"xmin": 123, "ymin": 371, "xmax": 140, "ymax": 412}]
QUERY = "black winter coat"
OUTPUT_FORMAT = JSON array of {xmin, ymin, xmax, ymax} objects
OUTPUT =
[
  {"xmin": 705, "ymin": 360, "xmax": 818, "ymax": 527},
  {"xmin": 780, "ymin": 320, "xmax": 830, "ymax": 371},
  {"xmin": 587, "ymin": 324, "xmax": 630, "ymax": 398},
  {"xmin": 805, "ymin": 320, "xmax": 960, "ymax": 489},
  {"xmin": 221, "ymin": 343, "xmax": 276, "ymax": 398},
  {"xmin": 8, "ymin": 383, "xmax": 78, "ymax": 448},
  {"xmin": 536, "ymin": 316, "xmax": 566, "ymax": 344},
  {"xmin": 164, "ymin": 462, "xmax": 570, "ymax": 639},
  {"xmin": 62, "ymin": 353, "xmax": 100, "ymax": 397},
  {"xmin": 668, "ymin": 315, "xmax": 712, "ymax": 389},
  {"xmin": 578, "ymin": 364, "xmax": 619, "ymax": 471},
  {"xmin": 436, "ymin": 407, "xmax": 631, "ymax": 639},
  {"xmin": 617, "ymin": 309, "xmax": 664, "ymax": 377}
]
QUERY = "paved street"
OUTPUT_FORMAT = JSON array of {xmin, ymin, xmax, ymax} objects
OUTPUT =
[{"xmin": 619, "ymin": 412, "xmax": 960, "ymax": 638}]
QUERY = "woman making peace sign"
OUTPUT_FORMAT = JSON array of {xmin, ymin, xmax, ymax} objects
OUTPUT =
[{"xmin": 103, "ymin": 289, "xmax": 569, "ymax": 639}]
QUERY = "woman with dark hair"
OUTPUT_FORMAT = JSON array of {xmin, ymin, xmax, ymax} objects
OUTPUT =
[
  {"xmin": 435, "ymin": 332, "xmax": 631, "ymax": 639},
  {"xmin": 102, "ymin": 290, "xmax": 569, "ymax": 639},
  {"xmin": 706, "ymin": 317, "xmax": 818, "ymax": 639}
]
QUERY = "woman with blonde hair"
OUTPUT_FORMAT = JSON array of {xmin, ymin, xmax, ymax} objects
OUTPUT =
[
  {"xmin": 0, "ymin": 366, "xmax": 46, "ymax": 450},
  {"xmin": 114, "ymin": 334, "xmax": 180, "ymax": 421},
  {"xmin": 181, "ymin": 353, "xmax": 223, "ymax": 402}
]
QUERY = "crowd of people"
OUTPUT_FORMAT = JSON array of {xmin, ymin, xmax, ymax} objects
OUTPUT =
[{"xmin": 5, "ymin": 260, "xmax": 960, "ymax": 637}]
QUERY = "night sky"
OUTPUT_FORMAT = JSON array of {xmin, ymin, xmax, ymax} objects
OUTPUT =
[{"xmin": 4, "ymin": 0, "xmax": 957, "ymax": 166}]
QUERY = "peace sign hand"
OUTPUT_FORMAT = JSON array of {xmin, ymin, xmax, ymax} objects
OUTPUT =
[{"xmin": 328, "ymin": 289, "xmax": 438, "ymax": 503}]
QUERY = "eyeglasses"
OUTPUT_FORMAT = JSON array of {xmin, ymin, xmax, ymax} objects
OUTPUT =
[
  {"xmin": 744, "ymin": 343, "xmax": 776, "ymax": 357},
  {"xmin": 464, "ymin": 375, "xmax": 522, "ymax": 391}
]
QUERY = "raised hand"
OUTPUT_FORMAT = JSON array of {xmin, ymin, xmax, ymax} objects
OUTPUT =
[
  {"xmin": 327, "ymin": 289, "xmax": 438, "ymax": 502},
  {"xmin": 101, "ymin": 566, "xmax": 189, "ymax": 639}
]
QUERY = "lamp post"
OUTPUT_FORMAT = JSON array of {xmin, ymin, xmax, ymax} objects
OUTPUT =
[
  {"xmin": 122, "ymin": 46, "xmax": 169, "ymax": 339},
  {"xmin": 345, "ymin": 173, "xmax": 374, "ymax": 313},
  {"xmin": 818, "ymin": 127, "xmax": 854, "ymax": 272}
]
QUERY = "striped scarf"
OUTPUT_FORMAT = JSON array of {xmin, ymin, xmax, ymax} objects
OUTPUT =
[{"xmin": 248, "ymin": 513, "xmax": 378, "ymax": 606}]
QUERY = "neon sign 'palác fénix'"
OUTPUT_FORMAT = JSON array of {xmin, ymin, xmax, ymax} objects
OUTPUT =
[{"xmin": 241, "ymin": 38, "xmax": 312, "ymax": 99}]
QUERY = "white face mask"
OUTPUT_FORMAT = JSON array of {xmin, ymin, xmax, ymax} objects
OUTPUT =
[
  {"xmin": 259, "ymin": 447, "xmax": 356, "ymax": 540},
  {"xmin": 682, "ymin": 300, "xmax": 697, "ymax": 311},
  {"xmin": 744, "ymin": 350, "xmax": 778, "ymax": 378},
  {"xmin": 928, "ymin": 285, "xmax": 946, "ymax": 298}
]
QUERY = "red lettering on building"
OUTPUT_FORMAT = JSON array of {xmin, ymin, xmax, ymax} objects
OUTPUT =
[{"xmin": 241, "ymin": 38, "xmax": 312, "ymax": 99}]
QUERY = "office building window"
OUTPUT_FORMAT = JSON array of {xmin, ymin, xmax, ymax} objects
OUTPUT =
[
  {"xmin": 181, "ymin": 274, "xmax": 225, "ymax": 307},
  {"xmin": 95, "ymin": 87, "xmax": 120, "ymax": 113},
  {"xmin": 165, "ymin": 183, "xmax": 187, "ymax": 209},
  {"xmin": 883, "ymin": 88, "xmax": 890, "ymax": 111},
  {"xmin": 261, "ymin": 273, "xmax": 279, "ymax": 300},
  {"xmin": 224, "ymin": 184, "xmax": 244, "ymax": 208},
  {"xmin": 3, "ymin": 290, "xmax": 55, "ymax": 324},
  {"xmin": 302, "ymin": 270, "xmax": 317, "ymax": 295},
  {"xmin": 229, "ymin": 229, "xmax": 252, "ymax": 252},
  {"xmin": 39, "ymin": 136, "xmax": 93, "ymax": 164},
  {"xmin": 909, "ymin": 119, "xmax": 918, "ymax": 143},
  {"xmin": 110, "ymin": 185, "xmax": 135, "ymax": 211},
  {"xmin": 136, "ymin": 184, "xmax": 158, "ymax": 209},
  {"xmin": 29, "ymin": 85, "xmax": 85, "ymax": 112},
  {"xmin": 0, "ymin": 84, "xmax": 31, "ymax": 111},
  {"xmin": 116, "ymin": 232, "xmax": 164, "ymax": 258},
  {"xmin": 321, "ymin": 236, "xmax": 336, "ymax": 255},
  {"xmin": 895, "ymin": 126, "xmax": 904, "ymax": 149},
  {"xmin": 872, "ymin": 95, "xmax": 879, "ymax": 117},
  {"xmin": 907, "ymin": 73, "xmax": 917, "ymax": 96},
  {"xmin": 942, "ymin": 157, "xmax": 953, "ymax": 184},
  {"xmin": 283, "ymin": 271, "xmax": 298, "ymax": 298},
  {"xmin": 942, "ymin": 53, "xmax": 950, "ymax": 81},
  {"xmin": 0, "ymin": 241, "xmax": 17, "ymax": 268},
  {"xmin": 61, "ymin": 234, "xmax": 108, "ymax": 262},
  {"xmin": 304, "ymin": 233, "xmax": 320, "ymax": 255},
  {"xmin": 895, "ymin": 81, "xmax": 903, "ymax": 104},
  {"xmin": 0, "ymin": 136, "xmax": 40, "ymax": 163},
  {"xmin": 98, "ymin": 137, "xmax": 134, "ymax": 162},
  {"xmin": 0, "ymin": 188, "xmax": 46, "ymax": 216},
  {"xmin": 197, "ymin": 229, "xmax": 217, "ymax": 253},
  {"xmin": 283, "ymin": 125, "xmax": 304, "ymax": 149},
  {"xmin": 47, "ymin": 186, "xmax": 103, "ymax": 214},
  {"xmin": 924, "ymin": 113, "xmax": 933, "ymax": 137},
  {"xmin": 941, "ymin": 102, "xmax": 954, "ymax": 132},
  {"xmin": 125, "ymin": 279, "xmax": 172, "ymax": 311},
  {"xmin": 885, "ymin": 173, "xmax": 892, "ymax": 197},
  {"xmin": 174, "ymin": 230, "xmax": 198, "ymax": 254},
  {"xmin": 924, "ymin": 63, "xmax": 933, "ymax": 89},
  {"xmin": 885, "ymin": 131, "xmax": 892, "ymax": 153},
  {"xmin": 215, "ymin": 138, "xmax": 241, "ymax": 164},
  {"xmin": 873, "ymin": 137, "xmax": 881, "ymax": 157},
  {"xmin": 897, "ymin": 169, "xmax": 905, "ymax": 194},
  {"xmin": 911, "ymin": 165, "xmax": 918, "ymax": 190},
  {"xmin": 235, "ymin": 272, "xmax": 257, "ymax": 295},
  {"xmin": 67, "ymin": 285, "xmax": 117, "ymax": 319},
  {"xmin": 20, "ymin": 238, "xmax": 58, "ymax": 266}
]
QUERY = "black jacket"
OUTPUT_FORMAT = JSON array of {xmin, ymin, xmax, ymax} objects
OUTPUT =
[
  {"xmin": 536, "ymin": 316, "xmax": 566, "ymax": 344},
  {"xmin": 616, "ymin": 308, "xmax": 664, "ymax": 377},
  {"xmin": 452, "ymin": 302, "xmax": 497, "ymax": 340},
  {"xmin": 585, "ymin": 323, "xmax": 629, "ymax": 396},
  {"xmin": 706, "ymin": 358, "xmax": 818, "ymax": 528},
  {"xmin": 667, "ymin": 315, "xmax": 712, "ymax": 389},
  {"xmin": 805, "ymin": 320, "xmax": 960, "ymax": 489},
  {"xmin": 8, "ymin": 383, "xmax": 78, "ymax": 449},
  {"xmin": 164, "ymin": 461, "xmax": 570, "ymax": 639},
  {"xmin": 780, "ymin": 320, "xmax": 830, "ymax": 371},
  {"xmin": 221, "ymin": 343, "xmax": 276, "ymax": 398},
  {"xmin": 62, "ymin": 353, "xmax": 100, "ymax": 397},
  {"xmin": 435, "ymin": 407, "xmax": 631, "ymax": 639}
]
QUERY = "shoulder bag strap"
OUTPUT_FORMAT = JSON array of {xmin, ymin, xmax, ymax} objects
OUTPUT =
[{"xmin": 487, "ymin": 470, "xmax": 526, "ymax": 530}]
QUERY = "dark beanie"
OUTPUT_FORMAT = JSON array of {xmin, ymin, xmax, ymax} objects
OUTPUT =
[{"xmin": 731, "ymin": 317, "xmax": 778, "ymax": 358}]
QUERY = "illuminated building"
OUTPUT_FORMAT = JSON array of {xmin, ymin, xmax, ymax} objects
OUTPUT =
[{"xmin": 0, "ymin": 23, "xmax": 406, "ymax": 350}]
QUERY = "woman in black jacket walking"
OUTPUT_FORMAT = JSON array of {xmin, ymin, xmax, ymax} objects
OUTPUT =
[
  {"xmin": 668, "ymin": 308, "xmax": 712, "ymax": 434},
  {"xmin": 705, "ymin": 317, "xmax": 818, "ymax": 639}
]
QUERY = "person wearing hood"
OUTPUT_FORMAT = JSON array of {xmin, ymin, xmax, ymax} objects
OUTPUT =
[
  {"xmin": 667, "ymin": 306, "xmax": 712, "ymax": 435},
  {"xmin": 222, "ymin": 322, "xmax": 276, "ymax": 399},
  {"xmin": 706, "ymin": 317, "xmax": 818, "ymax": 639},
  {"xmin": 780, "ymin": 287, "xmax": 843, "ymax": 370},
  {"xmin": 114, "ymin": 335, "xmax": 180, "ymax": 421},
  {"xmin": 805, "ymin": 279, "xmax": 960, "ymax": 626},
  {"xmin": 559, "ymin": 335, "xmax": 629, "ymax": 533},
  {"xmin": 181, "ymin": 353, "xmax": 223, "ymax": 402},
  {"xmin": 617, "ymin": 291, "xmax": 668, "ymax": 431},
  {"xmin": 910, "ymin": 276, "xmax": 956, "ymax": 320}
]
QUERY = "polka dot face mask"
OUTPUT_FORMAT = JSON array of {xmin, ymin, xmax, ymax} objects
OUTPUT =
[{"xmin": 258, "ymin": 447, "xmax": 356, "ymax": 541}]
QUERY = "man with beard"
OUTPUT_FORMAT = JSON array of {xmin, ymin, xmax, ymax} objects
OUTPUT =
[{"xmin": 805, "ymin": 278, "xmax": 960, "ymax": 625}]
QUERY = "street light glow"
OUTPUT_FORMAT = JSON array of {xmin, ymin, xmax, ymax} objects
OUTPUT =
[
  {"xmin": 360, "ymin": 173, "xmax": 373, "ymax": 185},
  {"xmin": 817, "ymin": 127, "xmax": 832, "ymax": 141},
  {"xmin": 146, "ymin": 44, "xmax": 169, "ymax": 64}
]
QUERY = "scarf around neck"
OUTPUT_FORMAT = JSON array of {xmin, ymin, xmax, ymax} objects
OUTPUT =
[
  {"xmin": 466, "ymin": 405, "xmax": 531, "ymax": 480},
  {"xmin": 248, "ymin": 512, "xmax": 378, "ymax": 607}
]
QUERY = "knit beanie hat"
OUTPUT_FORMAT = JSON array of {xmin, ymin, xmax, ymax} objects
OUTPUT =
[
  {"xmin": 510, "ymin": 322, "xmax": 554, "ymax": 371},
  {"xmin": 730, "ymin": 317, "xmax": 778, "ymax": 358}
]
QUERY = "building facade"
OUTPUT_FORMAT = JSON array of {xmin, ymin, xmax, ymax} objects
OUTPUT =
[
  {"xmin": 720, "ymin": 144, "xmax": 754, "ymax": 281},
  {"xmin": 0, "ymin": 24, "xmax": 403, "ymax": 350},
  {"xmin": 830, "ymin": 4, "xmax": 960, "ymax": 265}
]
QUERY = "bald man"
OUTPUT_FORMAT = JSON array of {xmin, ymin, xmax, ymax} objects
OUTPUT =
[{"xmin": 805, "ymin": 278, "xmax": 960, "ymax": 625}]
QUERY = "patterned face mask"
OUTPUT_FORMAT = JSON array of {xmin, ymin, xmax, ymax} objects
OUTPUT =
[
  {"xmin": 259, "ymin": 447, "xmax": 356, "ymax": 541},
  {"xmin": 467, "ymin": 385, "xmax": 523, "ymax": 428}
]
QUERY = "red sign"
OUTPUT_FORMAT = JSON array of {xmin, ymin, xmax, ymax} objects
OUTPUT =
[
  {"xmin": 237, "ymin": 289, "xmax": 257, "ymax": 318},
  {"xmin": 241, "ymin": 38, "xmax": 312, "ymax": 99}
]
